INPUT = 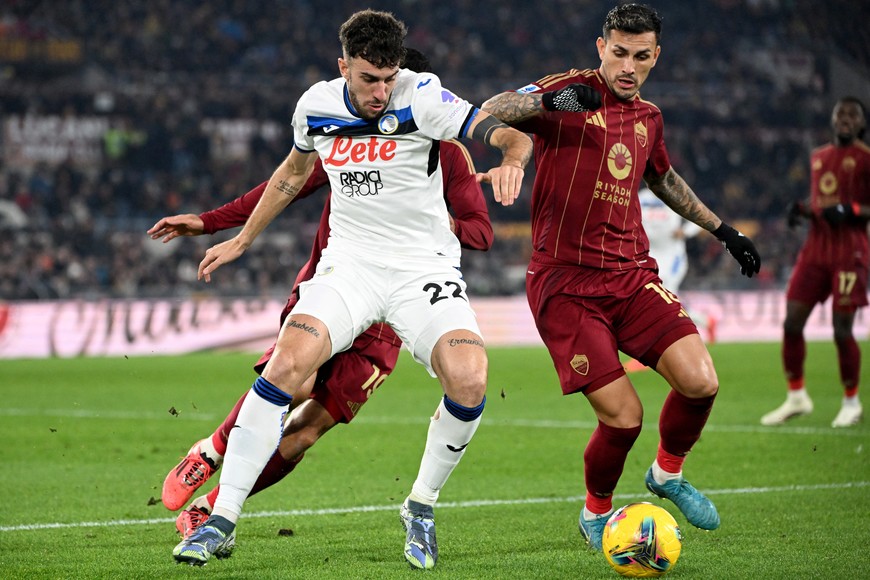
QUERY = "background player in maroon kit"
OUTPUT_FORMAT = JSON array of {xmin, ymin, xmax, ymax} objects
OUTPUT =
[
  {"xmin": 762, "ymin": 96, "xmax": 869, "ymax": 428},
  {"xmin": 482, "ymin": 3, "xmax": 760, "ymax": 549},
  {"xmin": 149, "ymin": 136, "xmax": 492, "ymax": 540}
]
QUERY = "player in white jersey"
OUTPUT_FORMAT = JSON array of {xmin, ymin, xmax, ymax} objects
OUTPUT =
[
  {"xmin": 172, "ymin": 9, "xmax": 533, "ymax": 571},
  {"xmin": 638, "ymin": 187, "xmax": 701, "ymax": 292}
]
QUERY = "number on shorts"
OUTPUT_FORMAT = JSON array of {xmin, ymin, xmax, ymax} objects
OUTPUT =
[
  {"xmin": 360, "ymin": 364, "xmax": 388, "ymax": 399},
  {"xmin": 644, "ymin": 282, "xmax": 680, "ymax": 304},
  {"xmin": 839, "ymin": 271, "xmax": 858, "ymax": 296},
  {"xmin": 423, "ymin": 281, "xmax": 467, "ymax": 305}
]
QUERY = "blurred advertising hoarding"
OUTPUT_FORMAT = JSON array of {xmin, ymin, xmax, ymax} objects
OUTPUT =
[{"xmin": 0, "ymin": 292, "xmax": 865, "ymax": 359}]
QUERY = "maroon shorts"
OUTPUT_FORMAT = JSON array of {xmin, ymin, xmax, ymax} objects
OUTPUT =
[
  {"xmin": 786, "ymin": 257, "xmax": 868, "ymax": 311},
  {"xmin": 254, "ymin": 298, "xmax": 402, "ymax": 424},
  {"xmin": 526, "ymin": 255, "xmax": 698, "ymax": 395}
]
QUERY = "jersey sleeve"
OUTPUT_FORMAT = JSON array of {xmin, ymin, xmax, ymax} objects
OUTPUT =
[
  {"xmin": 200, "ymin": 182, "xmax": 268, "ymax": 234},
  {"xmin": 440, "ymin": 141, "xmax": 493, "ymax": 251},
  {"xmin": 291, "ymin": 88, "xmax": 316, "ymax": 153},
  {"xmin": 508, "ymin": 78, "xmax": 567, "ymax": 135},
  {"xmin": 410, "ymin": 72, "xmax": 478, "ymax": 140},
  {"xmin": 644, "ymin": 111, "xmax": 671, "ymax": 177}
]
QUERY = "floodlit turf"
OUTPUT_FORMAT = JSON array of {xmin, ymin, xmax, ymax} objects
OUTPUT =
[{"xmin": 1, "ymin": 342, "xmax": 867, "ymax": 578}]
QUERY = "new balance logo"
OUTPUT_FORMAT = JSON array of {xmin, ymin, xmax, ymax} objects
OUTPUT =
[
  {"xmin": 446, "ymin": 443, "xmax": 468, "ymax": 453},
  {"xmin": 586, "ymin": 112, "xmax": 606, "ymax": 128}
]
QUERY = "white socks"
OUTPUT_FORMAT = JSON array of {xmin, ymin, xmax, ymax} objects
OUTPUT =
[
  {"xmin": 198, "ymin": 436, "xmax": 222, "ymax": 465},
  {"xmin": 212, "ymin": 385, "xmax": 289, "ymax": 523},
  {"xmin": 788, "ymin": 388, "xmax": 811, "ymax": 402},
  {"xmin": 409, "ymin": 397, "xmax": 483, "ymax": 506},
  {"xmin": 651, "ymin": 460, "xmax": 682, "ymax": 485}
]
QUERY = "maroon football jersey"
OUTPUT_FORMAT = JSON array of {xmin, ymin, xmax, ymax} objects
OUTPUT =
[
  {"xmin": 514, "ymin": 69, "xmax": 671, "ymax": 270},
  {"xmin": 801, "ymin": 141, "xmax": 870, "ymax": 266}
]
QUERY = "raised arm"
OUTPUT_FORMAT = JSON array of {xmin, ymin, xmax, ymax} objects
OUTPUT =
[
  {"xmin": 482, "ymin": 84, "xmax": 602, "ymax": 125},
  {"xmin": 198, "ymin": 148, "xmax": 317, "ymax": 281},
  {"xmin": 646, "ymin": 166, "xmax": 761, "ymax": 277}
]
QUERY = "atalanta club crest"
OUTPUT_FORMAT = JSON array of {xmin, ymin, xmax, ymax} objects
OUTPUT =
[{"xmin": 378, "ymin": 113, "xmax": 399, "ymax": 135}]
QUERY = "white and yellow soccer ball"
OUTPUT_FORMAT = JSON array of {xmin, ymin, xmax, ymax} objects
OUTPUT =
[{"xmin": 601, "ymin": 502, "xmax": 683, "ymax": 578}]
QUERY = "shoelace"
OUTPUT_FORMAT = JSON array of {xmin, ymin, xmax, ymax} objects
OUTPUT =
[{"xmin": 181, "ymin": 460, "xmax": 210, "ymax": 486}]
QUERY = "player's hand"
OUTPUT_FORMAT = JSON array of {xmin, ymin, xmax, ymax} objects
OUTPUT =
[
  {"xmin": 147, "ymin": 214, "xmax": 205, "ymax": 243},
  {"xmin": 785, "ymin": 201, "xmax": 804, "ymax": 229},
  {"xmin": 712, "ymin": 222, "xmax": 761, "ymax": 278},
  {"xmin": 198, "ymin": 237, "xmax": 247, "ymax": 282},
  {"xmin": 542, "ymin": 83, "xmax": 602, "ymax": 113},
  {"xmin": 821, "ymin": 203, "xmax": 855, "ymax": 226},
  {"xmin": 477, "ymin": 165, "xmax": 524, "ymax": 206}
]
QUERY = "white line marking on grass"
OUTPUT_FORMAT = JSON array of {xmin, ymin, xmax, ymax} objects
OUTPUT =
[
  {"xmin": 2, "ymin": 408, "xmax": 865, "ymax": 438},
  {"xmin": 2, "ymin": 481, "xmax": 867, "ymax": 533}
]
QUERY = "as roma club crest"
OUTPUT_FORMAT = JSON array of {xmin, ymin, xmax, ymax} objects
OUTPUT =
[
  {"xmin": 634, "ymin": 121, "xmax": 647, "ymax": 147},
  {"xmin": 570, "ymin": 354, "xmax": 589, "ymax": 376}
]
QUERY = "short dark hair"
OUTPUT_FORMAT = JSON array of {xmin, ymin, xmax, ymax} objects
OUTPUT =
[
  {"xmin": 402, "ymin": 47, "xmax": 432, "ymax": 73},
  {"xmin": 837, "ymin": 96, "xmax": 867, "ymax": 139},
  {"xmin": 603, "ymin": 3, "xmax": 662, "ymax": 44},
  {"xmin": 339, "ymin": 9, "xmax": 407, "ymax": 69}
]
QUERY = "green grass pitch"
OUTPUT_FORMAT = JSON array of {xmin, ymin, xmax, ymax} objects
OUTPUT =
[{"xmin": 1, "ymin": 342, "xmax": 867, "ymax": 578}]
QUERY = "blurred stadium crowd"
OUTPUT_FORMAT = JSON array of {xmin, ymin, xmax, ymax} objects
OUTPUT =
[{"xmin": 1, "ymin": 0, "xmax": 867, "ymax": 300}]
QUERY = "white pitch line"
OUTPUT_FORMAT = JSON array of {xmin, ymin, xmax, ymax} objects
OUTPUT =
[
  {"xmin": 1, "ymin": 481, "xmax": 867, "ymax": 533},
  {"xmin": 0, "ymin": 408, "xmax": 866, "ymax": 437}
]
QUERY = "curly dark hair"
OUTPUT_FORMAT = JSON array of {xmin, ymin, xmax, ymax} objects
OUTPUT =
[
  {"xmin": 339, "ymin": 9, "xmax": 407, "ymax": 69},
  {"xmin": 602, "ymin": 3, "xmax": 662, "ymax": 44}
]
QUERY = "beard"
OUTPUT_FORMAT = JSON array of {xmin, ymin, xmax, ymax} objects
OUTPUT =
[{"xmin": 347, "ymin": 88, "xmax": 384, "ymax": 121}]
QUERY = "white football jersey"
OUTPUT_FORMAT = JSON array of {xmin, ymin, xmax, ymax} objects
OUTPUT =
[
  {"xmin": 292, "ymin": 69, "xmax": 478, "ymax": 264},
  {"xmin": 639, "ymin": 187, "xmax": 701, "ymax": 291}
]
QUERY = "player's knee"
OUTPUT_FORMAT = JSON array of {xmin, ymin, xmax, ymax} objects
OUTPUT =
[
  {"xmin": 672, "ymin": 362, "xmax": 718, "ymax": 398},
  {"xmin": 264, "ymin": 352, "xmax": 316, "ymax": 390},
  {"xmin": 442, "ymin": 366, "xmax": 487, "ymax": 407},
  {"xmin": 783, "ymin": 319, "xmax": 805, "ymax": 335}
]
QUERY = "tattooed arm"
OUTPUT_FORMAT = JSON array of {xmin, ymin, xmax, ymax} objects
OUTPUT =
[
  {"xmin": 644, "ymin": 167, "xmax": 722, "ymax": 232},
  {"xmin": 481, "ymin": 91, "xmax": 546, "ymax": 125},
  {"xmin": 647, "ymin": 167, "xmax": 762, "ymax": 277},
  {"xmin": 198, "ymin": 148, "xmax": 317, "ymax": 281},
  {"xmin": 482, "ymin": 84, "xmax": 601, "ymax": 124}
]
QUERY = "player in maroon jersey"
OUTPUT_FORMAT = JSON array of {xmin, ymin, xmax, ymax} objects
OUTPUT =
[
  {"xmin": 148, "ymin": 50, "xmax": 493, "ymax": 547},
  {"xmin": 762, "ymin": 96, "xmax": 869, "ymax": 428},
  {"xmin": 482, "ymin": 3, "xmax": 760, "ymax": 549}
]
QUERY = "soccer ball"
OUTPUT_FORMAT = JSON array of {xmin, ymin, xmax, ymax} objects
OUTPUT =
[{"xmin": 601, "ymin": 502, "xmax": 682, "ymax": 578}]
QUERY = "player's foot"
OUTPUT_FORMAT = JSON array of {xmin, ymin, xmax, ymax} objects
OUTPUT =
[
  {"xmin": 760, "ymin": 394, "xmax": 813, "ymax": 426},
  {"xmin": 831, "ymin": 401, "xmax": 863, "ymax": 428},
  {"xmin": 578, "ymin": 509, "xmax": 610, "ymax": 551},
  {"xmin": 163, "ymin": 439, "xmax": 220, "ymax": 511},
  {"xmin": 176, "ymin": 504, "xmax": 211, "ymax": 540},
  {"xmin": 645, "ymin": 467, "xmax": 720, "ymax": 530},
  {"xmin": 400, "ymin": 498, "xmax": 437, "ymax": 569},
  {"xmin": 172, "ymin": 517, "xmax": 235, "ymax": 566}
]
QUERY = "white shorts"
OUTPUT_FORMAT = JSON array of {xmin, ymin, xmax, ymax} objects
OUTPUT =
[{"xmin": 293, "ymin": 246, "xmax": 482, "ymax": 376}]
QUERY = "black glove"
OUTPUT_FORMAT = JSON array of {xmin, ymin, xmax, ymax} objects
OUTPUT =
[
  {"xmin": 821, "ymin": 203, "xmax": 855, "ymax": 226},
  {"xmin": 541, "ymin": 83, "xmax": 602, "ymax": 113},
  {"xmin": 712, "ymin": 223, "xmax": 761, "ymax": 278},
  {"xmin": 785, "ymin": 201, "xmax": 804, "ymax": 229}
]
